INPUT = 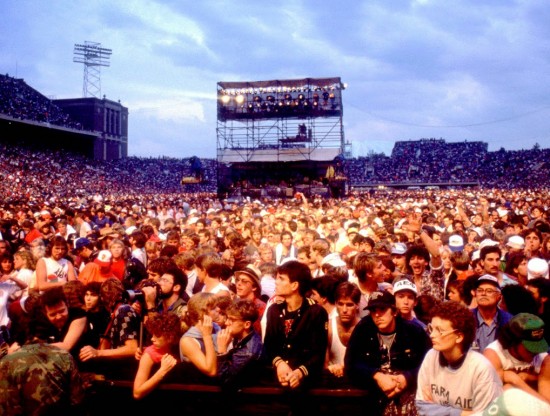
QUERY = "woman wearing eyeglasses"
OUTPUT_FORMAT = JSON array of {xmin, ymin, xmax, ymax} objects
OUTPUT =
[{"xmin": 416, "ymin": 301, "xmax": 503, "ymax": 415}]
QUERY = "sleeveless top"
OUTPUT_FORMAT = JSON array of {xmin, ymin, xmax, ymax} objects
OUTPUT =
[
  {"xmin": 328, "ymin": 316, "xmax": 347, "ymax": 366},
  {"xmin": 485, "ymin": 340, "xmax": 547, "ymax": 374},
  {"xmin": 179, "ymin": 326, "xmax": 218, "ymax": 362},
  {"xmin": 43, "ymin": 257, "xmax": 70, "ymax": 284}
]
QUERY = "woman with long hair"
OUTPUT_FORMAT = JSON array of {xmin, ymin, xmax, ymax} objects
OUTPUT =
[
  {"xmin": 1, "ymin": 252, "xmax": 28, "ymax": 296},
  {"xmin": 0, "ymin": 252, "xmax": 16, "ymax": 280}
]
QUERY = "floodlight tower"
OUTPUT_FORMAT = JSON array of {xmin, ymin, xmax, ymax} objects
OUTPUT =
[{"xmin": 73, "ymin": 41, "xmax": 112, "ymax": 98}]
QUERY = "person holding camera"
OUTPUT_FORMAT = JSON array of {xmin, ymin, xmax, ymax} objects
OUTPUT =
[{"xmin": 141, "ymin": 263, "xmax": 189, "ymax": 319}]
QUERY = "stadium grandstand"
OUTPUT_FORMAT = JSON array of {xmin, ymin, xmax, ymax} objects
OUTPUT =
[
  {"xmin": 0, "ymin": 73, "xmax": 127, "ymax": 160},
  {"xmin": 1, "ymin": 74, "xmax": 549, "ymax": 200}
]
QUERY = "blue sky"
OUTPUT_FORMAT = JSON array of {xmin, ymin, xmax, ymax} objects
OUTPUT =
[{"xmin": 2, "ymin": 0, "xmax": 549, "ymax": 158}]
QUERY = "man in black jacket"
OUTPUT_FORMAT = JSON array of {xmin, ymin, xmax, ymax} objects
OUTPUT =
[
  {"xmin": 263, "ymin": 260, "xmax": 328, "ymax": 389},
  {"xmin": 345, "ymin": 290, "xmax": 431, "ymax": 415}
]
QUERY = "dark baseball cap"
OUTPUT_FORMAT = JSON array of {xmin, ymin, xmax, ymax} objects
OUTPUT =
[
  {"xmin": 367, "ymin": 291, "xmax": 395, "ymax": 310},
  {"xmin": 507, "ymin": 313, "xmax": 548, "ymax": 354}
]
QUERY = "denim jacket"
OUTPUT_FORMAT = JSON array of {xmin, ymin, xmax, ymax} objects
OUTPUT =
[{"xmin": 217, "ymin": 330, "xmax": 263, "ymax": 388}]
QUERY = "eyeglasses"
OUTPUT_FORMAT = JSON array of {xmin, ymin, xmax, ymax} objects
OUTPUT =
[
  {"xmin": 427, "ymin": 324, "xmax": 458, "ymax": 337},
  {"xmin": 158, "ymin": 277, "xmax": 174, "ymax": 285},
  {"xmin": 475, "ymin": 288, "xmax": 500, "ymax": 296}
]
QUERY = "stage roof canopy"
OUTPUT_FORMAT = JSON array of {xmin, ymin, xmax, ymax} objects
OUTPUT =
[{"xmin": 217, "ymin": 77, "xmax": 344, "ymax": 90}]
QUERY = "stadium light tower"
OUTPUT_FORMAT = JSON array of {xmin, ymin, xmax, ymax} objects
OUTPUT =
[{"xmin": 73, "ymin": 41, "xmax": 112, "ymax": 98}]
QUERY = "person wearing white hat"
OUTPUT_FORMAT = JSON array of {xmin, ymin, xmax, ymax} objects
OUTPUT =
[
  {"xmin": 78, "ymin": 249, "xmax": 116, "ymax": 285},
  {"xmin": 393, "ymin": 279, "xmax": 426, "ymax": 330},
  {"xmin": 506, "ymin": 235, "xmax": 525, "ymax": 253},
  {"xmin": 391, "ymin": 243, "xmax": 408, "ymax": 279}
]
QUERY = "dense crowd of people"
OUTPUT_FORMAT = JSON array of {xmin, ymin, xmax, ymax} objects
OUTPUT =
[
  {"xmin": 345, "ymin": 138, "xmax": 550, "ymax": 189},
  {"xmin": 0, "ymin": 74, "xmax": 83, "ymax": 130},
  {"xmin": 0, "ymin": 165, "xmax": 549, "ymax": 414},
  {"xmin": 0, "ymin": 142, "xmax": 219, "ymax": 201}
]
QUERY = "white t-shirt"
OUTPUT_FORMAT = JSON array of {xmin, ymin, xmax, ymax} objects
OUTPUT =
[{"xmin": 416, "ymin": 348, "xmax": 503, "ymax": 414}]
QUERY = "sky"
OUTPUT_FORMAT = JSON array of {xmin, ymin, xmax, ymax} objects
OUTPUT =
[{"xmin": 2, "ymin": 0, "xmax": 550, "ymax": 159}]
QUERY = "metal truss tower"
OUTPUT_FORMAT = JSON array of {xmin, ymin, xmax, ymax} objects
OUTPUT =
[{"xmin": 73, "ymin": 41, "xmax": 112, "ymax": 98}]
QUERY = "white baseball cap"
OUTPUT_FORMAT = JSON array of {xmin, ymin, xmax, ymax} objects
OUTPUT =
[
  {"xmin": 393, "ymin": 279, "xmax": 418, "ymax": 295},
  {"xmin": 448, "ymin": 235, "xmax": 464, "ymax": 252}
]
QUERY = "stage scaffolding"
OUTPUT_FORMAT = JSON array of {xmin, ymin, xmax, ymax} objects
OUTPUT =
[{"xmin": 216, "ymin": 77, "xmax": 346, "ymax": 198}]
